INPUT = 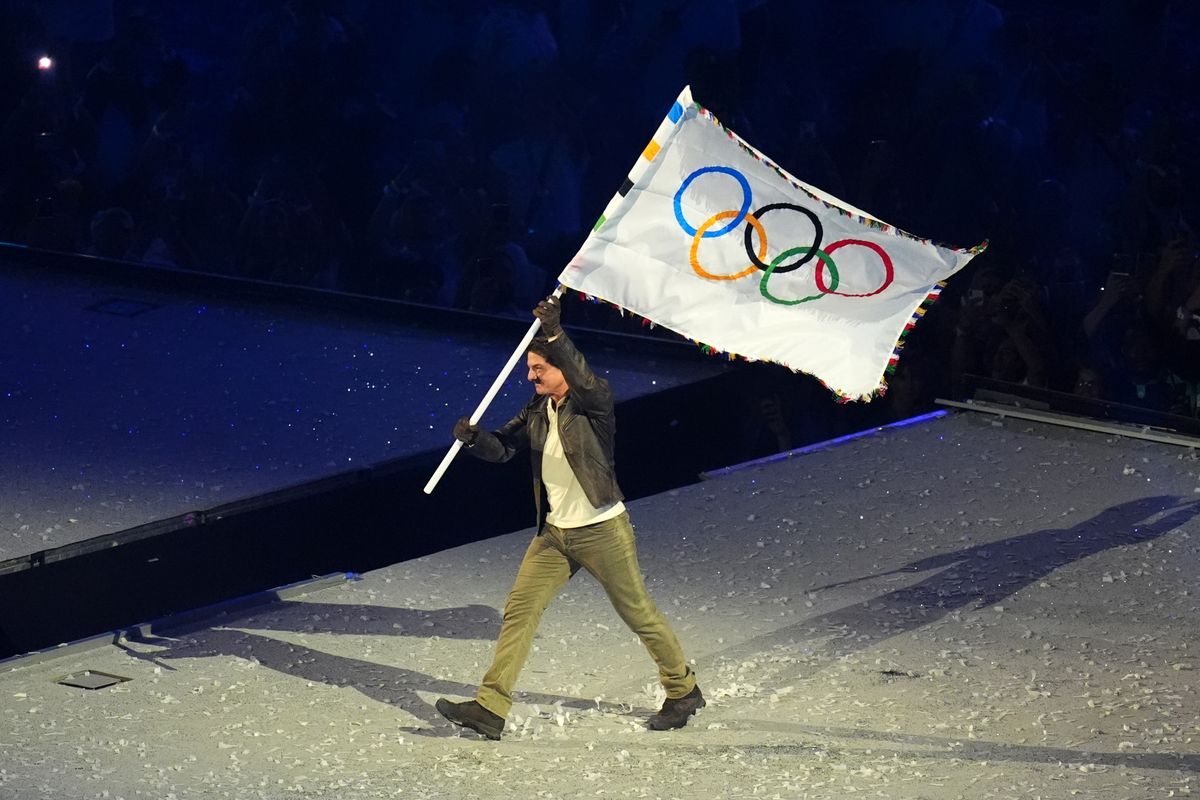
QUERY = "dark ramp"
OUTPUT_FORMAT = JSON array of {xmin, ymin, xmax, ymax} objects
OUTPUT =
[
  {"xmin": 0, "ymin": 256, "xmax": 720, "ymax": 561},
  {"xmin": 0, "ymin": 251, "xmax": 895, "ymax": 658}
]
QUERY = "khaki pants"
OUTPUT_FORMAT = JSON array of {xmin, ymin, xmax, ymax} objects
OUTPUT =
[{"xmin": 476, "ymin": 511, "xmax": 694, "ymax": 718}]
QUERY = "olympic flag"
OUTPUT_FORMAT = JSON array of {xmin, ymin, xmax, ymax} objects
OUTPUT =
[{"xmin": 559, "ymin": 87, "xmax": 985, "ymax": 400}]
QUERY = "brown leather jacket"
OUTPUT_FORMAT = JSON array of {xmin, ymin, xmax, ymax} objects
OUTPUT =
[{"xmin": 466, "ymin": 331, "xmax": 624, "ymax": 525}]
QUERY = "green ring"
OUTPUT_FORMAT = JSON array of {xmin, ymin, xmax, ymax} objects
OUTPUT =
[{"xmin": 759, "ymin": 246, "xmax": 839, "ymax": 306}]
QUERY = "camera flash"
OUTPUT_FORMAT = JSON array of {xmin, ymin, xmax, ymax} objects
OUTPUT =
[{"xmin": 37, "ymin": 56, "xmax": 53, "ymax": 71}]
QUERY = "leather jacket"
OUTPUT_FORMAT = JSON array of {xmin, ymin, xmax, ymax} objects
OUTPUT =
[{"xmin": 466, "ymin": 331, "xmax": 624, "ymax": 525}]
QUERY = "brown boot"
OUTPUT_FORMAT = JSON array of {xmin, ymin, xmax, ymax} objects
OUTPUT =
[
  {"xmin": 435, "ymin": 698, "xmax": 504, "ymax": 740},
  {"xmin": 646, "ymin": 685, "xmax": 705, "ymax": 731}
]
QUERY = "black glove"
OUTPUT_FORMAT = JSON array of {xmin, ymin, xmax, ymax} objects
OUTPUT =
[
  {"xmin": 453, "ymin": 417, "xmax": 480, "ymax": 445},
  {"xmin": 533, "ymin": 296, "xmax": 562, "ymax": 337}
]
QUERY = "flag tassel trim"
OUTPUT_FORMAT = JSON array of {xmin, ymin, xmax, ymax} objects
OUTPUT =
[{"xmin": 574, "ymin": 281, "xmax": 950, "ymax": 403}]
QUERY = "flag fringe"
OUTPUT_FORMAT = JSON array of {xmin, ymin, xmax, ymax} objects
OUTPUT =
[{"xmin": 573, "ymin": 285, "xmax": 952, "ymax": 403}]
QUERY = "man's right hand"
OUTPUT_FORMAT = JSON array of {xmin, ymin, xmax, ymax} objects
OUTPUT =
[{"xmin": 453, "ymin": 417, "xmax": 480, "ymax": 445}]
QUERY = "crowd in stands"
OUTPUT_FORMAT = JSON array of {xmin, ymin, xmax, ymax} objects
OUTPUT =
[{"xmin": 2, "ymin": 1, "xmax": 1198, "ymax": 432}]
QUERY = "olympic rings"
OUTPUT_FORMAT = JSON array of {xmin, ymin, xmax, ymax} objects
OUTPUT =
[
  {"xmin": 673, "ymin": 167, "xmax": 752, "ymax": 237},
  {"xmin": 691, "ymin": 210, "xmax": 765, "ymax": 280},
  {"xmin": 759, "ymin": 246, "xmax": 839, "ymax": 306},
  {"xmin": 743, "ymin": 203, "xmax": 823, "ymax": 274},
  {"xmin": 673, "ymin": 165, "xmax": 895, "ymax": 306},
  {"xmin": 816, "ymin": 239, "xmax": 894, "ymax": 297}
]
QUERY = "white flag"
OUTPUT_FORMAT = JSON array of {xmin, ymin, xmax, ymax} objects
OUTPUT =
[{"xmin": 559, "ymin": 86, "xmax": 985, "ymax": 400}]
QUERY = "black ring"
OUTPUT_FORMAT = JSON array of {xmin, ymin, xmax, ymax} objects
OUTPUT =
[{"xmin": 743, "ymin": 203, "xmax": 823, "ymax": 275}]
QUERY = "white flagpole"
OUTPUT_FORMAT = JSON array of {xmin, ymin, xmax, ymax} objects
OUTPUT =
[{"xmin": 422, "ymin": 286, "xmax": 565, "ymax": 495}]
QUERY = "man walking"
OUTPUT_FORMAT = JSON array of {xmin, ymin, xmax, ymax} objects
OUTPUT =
[{"xmin": 435, "ymin": 295, "xmax": 703, "ymax": 739}]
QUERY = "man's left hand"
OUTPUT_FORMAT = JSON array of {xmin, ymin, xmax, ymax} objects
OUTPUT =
[{"xmin": 533, "ymin": 296, "xmax": 562, "ymax": 337}]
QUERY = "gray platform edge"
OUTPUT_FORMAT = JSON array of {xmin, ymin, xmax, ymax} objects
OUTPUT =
[
  {"xmin": 935, "ymin": 399, "xmax": 1200, "ymax": 449},
  {"xmin": 701, "ymin": 401, "xmax": 1200, "ymax": 481},
  {"xmin": 0, "ymin": 572, "xmax": 352, "ymax": 673},
  {"xmin": 700, "ymin": 409, "xmax": 952, "ymax": 479},
  {"xmin": 0, "ymin": 468, "xmax": 370, "ymax": 577}
]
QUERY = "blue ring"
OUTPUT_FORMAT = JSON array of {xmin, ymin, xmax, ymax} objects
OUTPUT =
[{"xmin": 674, "ymin": 166, "xmax": 752, "ymax": 238}]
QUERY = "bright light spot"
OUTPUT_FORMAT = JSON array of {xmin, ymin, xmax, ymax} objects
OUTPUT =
[{"xmin": 37, "ymin": 56, "xmax": 53, "ymax": 71}]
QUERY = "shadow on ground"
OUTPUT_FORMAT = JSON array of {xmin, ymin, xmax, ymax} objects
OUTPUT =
[
  {"xmin": 125, "ymin": 600, "xmax": 642, "ymax": 737},
  {"xmin": 713, "ymin": 496, "xmax": 1198, "ymax": 673}
]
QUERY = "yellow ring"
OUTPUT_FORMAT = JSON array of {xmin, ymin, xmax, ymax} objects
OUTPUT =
[{"xmin": 690, "ymin": 210, "xmax": 765, "ymax": 281}]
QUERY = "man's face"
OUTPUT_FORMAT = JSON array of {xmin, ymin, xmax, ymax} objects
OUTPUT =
[{"xmin": 527, "ymin": 351, "xmax": 568, "ymax": 397}]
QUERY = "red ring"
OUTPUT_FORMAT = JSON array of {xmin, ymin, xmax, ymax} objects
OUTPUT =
[{"xmin": 815, "ymin": 239, "xmax": 894, "ymax": 297}]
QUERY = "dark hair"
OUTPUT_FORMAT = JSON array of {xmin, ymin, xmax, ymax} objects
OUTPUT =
[{"xmin": 526, "ymin": 336, "xmax": 558, "ymax": 367}]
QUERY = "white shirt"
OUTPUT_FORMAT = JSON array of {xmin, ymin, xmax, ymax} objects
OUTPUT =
[{"xmin": 542, "ymin": 397, "xmax": 625, "ymax": 528}]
